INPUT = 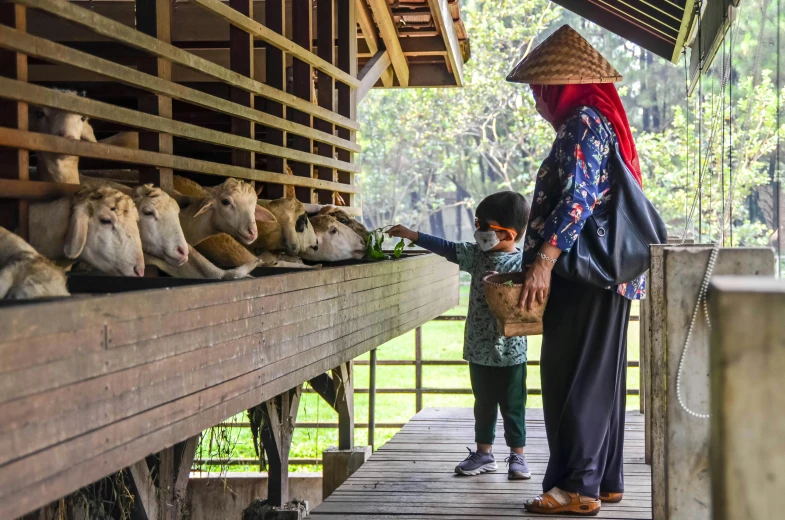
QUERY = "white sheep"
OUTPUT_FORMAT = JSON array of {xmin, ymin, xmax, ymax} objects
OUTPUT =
[
  {"xmin": 0, "ymin": 227, "xmax": 69, "ymax": 299},
  {"xmin": 30, "ymin": 186, "xmax": 145, "ymax": 277},
  {"xmin": 300, "ymin": 215, "xmax": 366, "ymax": 262}
]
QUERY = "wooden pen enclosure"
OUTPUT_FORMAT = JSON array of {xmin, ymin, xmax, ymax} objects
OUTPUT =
[{"xmin": 0, "ymin": 0, "xmax": 467, "ymax": 517}]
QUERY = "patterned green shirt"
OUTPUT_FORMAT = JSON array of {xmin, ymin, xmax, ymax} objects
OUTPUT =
[{"xmin": 456, "ymin": 243, "xmax": 527, "ymax": 367}]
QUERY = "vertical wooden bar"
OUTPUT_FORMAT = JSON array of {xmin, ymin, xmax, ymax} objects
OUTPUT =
[
  {"xmin": 135, "ymin": 0, "xmax": 173, "ymax": 193},
  {"xmin": 368, "ymin": 348, "xmax": 377, "ymax": 450},
  {"xmin": 0, "ymin": 4, "xmax": 29, "ymax": 238},
  {"xmin": 158, "ymin": 447, "xmax": 175, "ymax": 520},
  {"xmin": 415, "ymin": 326, "xmax": 423, "ymax": 412},
  {"xmin": 229, "ymin": 0, "xmax": 254, "ymax": 171},
  {"xmin": 262, "ymin": 386, "xmax": 302, "ymax": 507},
  {"xmin": 265, "ymin": 0, "xmax": 284, "ymax": 177},
  {"xmin": 335, "ymin": 0, "xmax": 356, "ymax": 207},
  {"xmin": 332, "ymin": 361, "xmax": 354, "ymax": 450},
  {"xmin": 289, "ymin": 0, "xmax": 313, "ymax": 202},
  {"xmin": 315, "ymin": 0, "xmax": 335, "ymax": 204}
]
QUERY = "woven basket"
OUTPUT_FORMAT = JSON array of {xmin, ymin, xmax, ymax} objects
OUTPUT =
[
  {"xmin": 507, "ymin": 25, "xmax": 622, "ymax": 85},
  {"xmin": 482, "ymin": 272, "xmax": 547, "ymax": 337}
]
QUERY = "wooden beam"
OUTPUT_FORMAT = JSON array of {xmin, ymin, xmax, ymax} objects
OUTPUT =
[
  {"xmin": 264, "ymin": 0, "xmax": 284, "ymax": 177},
  {"xmin": 357, "ymin": 50, "xmax": 392, "ymax": 102},
  {"xmin": 173, "ymin": 437, "xmax": 198, "ymax": 519},
  {"xmin": 336, "ymin": 0, "xmax": 358, "ymax": 207},
  {"xmin": 261, "ymin": 385, "xmax": 303, "ymax": 507},
  {"xmin": 332, "ymin": 361, "xmax": 354, "ymax": 450},
  {"xmin": 289, "ymin": 0, "xmax": 314, "ymax": 202},
  {"xmin": 229, "ymin": 0, "xmax": 254, "ymax": 171},
  {"xmin": 309, "ymin": 373, "xmax": 338, "ymax": 410},
  {"xmin": 314, "ymin": 0, "xmax": 336, "ymax": 205},
  {"xmin": 426, "ymin": 0, "xmax": 463, "ymax": 87},
  {"xmin": 355, "ymin": 0, "xmax": 392, "ymax": 87},
  {"xmin": 365, "ymin": 0, "xmax": 409, "ymax": 86},
  {"xmin": 129, "ymin": 460, "xmax": 159, "ymax": 520},
  {"xmin": 359, "ymin": 35, "xmax": 447, "ymax": 58}
]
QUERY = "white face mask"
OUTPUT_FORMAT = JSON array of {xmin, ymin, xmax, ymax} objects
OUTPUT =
[{"xmin": 474, "ymin": 229, "xmax": 500, "ymax": 252}]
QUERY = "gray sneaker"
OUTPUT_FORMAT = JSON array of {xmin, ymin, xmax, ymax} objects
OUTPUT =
[
  {"xmin": 506, "ymin": 452, "xmax": 531, "ymax": 480},
  {"xmin": 455, "ymin": 447, "xmax": 497, "ymax": 476}
]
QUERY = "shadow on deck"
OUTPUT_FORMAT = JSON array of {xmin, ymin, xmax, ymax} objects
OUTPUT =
[{"xmin": 312, "ymin": 408, "xmax": 651, "ymax": 519}]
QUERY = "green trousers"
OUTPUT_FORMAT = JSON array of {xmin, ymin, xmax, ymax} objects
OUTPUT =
[{"xmin": 469, "ymin": 362, "xmax": 527, "ymax": 447}]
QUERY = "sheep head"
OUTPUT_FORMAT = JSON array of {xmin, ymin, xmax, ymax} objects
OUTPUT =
[
  {"xmin": 0, "ymin": 227, "xmax": 69, "ymax": 299},
  {"xmin": 66, "ymin": 186, "xmax": 144, "ymax": 277},
  {"xmin": 194, "ymin": 178, "xmax": 275, "ymax": 245},
  {"xmin": 301, "ymin": 215, "xmax": 365, "ymax": 262},
  {"xmin": 257, "ymin": 196, "xmax": 317, "ymax": 255},
  {"xmin": 317, "ymin": 206, "xmax": 369, "ymax": 239},
  {"xmin": 133, "ymin": 184, "xmax": 189, "ymax": 267}
]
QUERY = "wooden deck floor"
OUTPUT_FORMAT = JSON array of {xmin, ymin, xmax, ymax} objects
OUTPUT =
[{"xmin": 312, "ymin": 408, "xmax": 651, "ymax": 519}]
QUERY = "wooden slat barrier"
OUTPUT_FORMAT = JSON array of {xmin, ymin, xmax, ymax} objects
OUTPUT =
[{"xmin": 0, "ymin": 254, "xmax": 460, "ymax": 519}]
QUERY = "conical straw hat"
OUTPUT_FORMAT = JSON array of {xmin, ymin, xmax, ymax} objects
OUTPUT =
[{"xmin": 507, "ymin": 25, "xmax": 622, "ymax": 85}]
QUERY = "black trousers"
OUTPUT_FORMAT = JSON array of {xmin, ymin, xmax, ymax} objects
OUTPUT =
[
  {"xmin": 469, "ymin": 363, "xmax": 527, "ymax": 447},
  {"xmin": 540, "ymin": 274, "xmax": 630, "ymax": 498}
]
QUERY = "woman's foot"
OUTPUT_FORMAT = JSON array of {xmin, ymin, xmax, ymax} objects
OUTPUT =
[
  {"xmin": 505, "ymin": 452, "xmax": 531, "ymax": 480},
  {"xmin": 454, "ymin": 447, "xmax": 497, "ymax": 476},
  {"xmin": 524, "ymin": 487, "xmax": 600, "ymax": 516},
  {"xmin": 599, "ymin": 491, "xmax": 623, "ymax": 503}
]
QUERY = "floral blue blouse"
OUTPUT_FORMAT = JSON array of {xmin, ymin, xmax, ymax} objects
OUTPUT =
[{"xmin": 522, "ymin": 106, "xmax": 646, "ymax": 300}]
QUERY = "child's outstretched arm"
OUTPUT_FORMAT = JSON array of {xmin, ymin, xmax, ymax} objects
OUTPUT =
[{"xmin": 387, "ymin": 225, "xmax": 458, "ymax": 264}]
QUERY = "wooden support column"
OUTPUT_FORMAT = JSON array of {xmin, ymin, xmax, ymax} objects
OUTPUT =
[
  {"xmin": 356, "ymin": 0, "xmax": 392, "ymax": 87},
  {"xmin": 332, "ymin": 361, "xmax": 354, "ymax": 450},
  {"xmin": 289, "ymin": 0, "xmax": 313, "ymax": 202},
  {"xmin": 128, "ymin": 437, "xmax": 198, "ymax": 520},
  {"xmin": 261, "ymin": 385, "xmax": 302, "ymax": 507},
  {"xmin": 315, "ymin": 0, "xmax": 335, "ymax": 204},
  {"xmin": 0, "ymin": 3, "xmax": 28, "ymax": 238},
  {"xmin": 264, "ymin": 0, "xmax": 284, "ymax": 179},
  {"xmin": 229, "ymin": 0, "xmax": 254, "ymax": 173},
  {"xmin": 415, "ymin": 326, "xmax": 423, "ymax": 412},
  {"xmin": 335, "ymin": 0, "xmax": 356, "ymax": 207},
  {"xmin": 135, "ymin": 0, "xmax": 173, "ymax": 193}
]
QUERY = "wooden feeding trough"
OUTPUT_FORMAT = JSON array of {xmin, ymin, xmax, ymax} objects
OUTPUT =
[{"xmin": 483, "ymin": 271, "xmax": 546, "ymax": 336}]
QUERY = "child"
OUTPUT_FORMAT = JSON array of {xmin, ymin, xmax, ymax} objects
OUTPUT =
[{"xmin": 387, "ymin": 191, "xmax": 531, "ymax": 480}]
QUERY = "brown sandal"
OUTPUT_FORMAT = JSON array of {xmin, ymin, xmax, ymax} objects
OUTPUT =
[
  {"xmin": 524, "ymin": 491, "xmax": 601, "ymax": 516},
  {"xmin": 600, "ymin": 491, "xmax": 623, "ymax": 503}
]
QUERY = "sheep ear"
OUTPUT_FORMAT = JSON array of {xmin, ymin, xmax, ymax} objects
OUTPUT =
[
  {"xmin": 255, "ymin": 183, "xmax": 264, "ymax": 196},
  {"xmin": 81, "ymin": 121, "xmax": 97, "ymax": 143},
  {"xmin": 284, "ymin": 185, "xmax": 296, "ymax": 199},
  {"xmin": 193, "ymin": 199, "xmax": 214, "ymax": 217},
  {"xmin": 64, "ymin": 205, "xmax": 89, "ymax": 259},
  {"xmin": 255, "ymin": 205, "xmax": 276, "ymax": 223},
  {"xmin": 318, "ymin": 205, "xmax": 332, "ymax": 215}
]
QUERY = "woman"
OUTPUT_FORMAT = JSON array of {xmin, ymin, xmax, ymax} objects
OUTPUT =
[{"xmin": 508, "ymin": 26, "xmax": 645, "ymax": 516}]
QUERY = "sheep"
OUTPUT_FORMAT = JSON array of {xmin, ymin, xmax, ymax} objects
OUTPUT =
[
  {"xmin": 28, "ymin": 90, "xmax": 97, "ymax": 184},
  {"xmin": 29, "ymin": 186, "xmax": 145, "ymax": 277},
  {"xmin": 301, "ymin": 215, "xmax": 366, "ymax": 262},
  {"xmin": 132, "ymin": 184, "xmax": 189, "ymax": 267},
  {"xmin": 315, "ymin": 205, "xmax": 369, "ymax": 239},
  {"xmin": 0, "ymin": 227, "xmax": 69, "ymax": 299}
]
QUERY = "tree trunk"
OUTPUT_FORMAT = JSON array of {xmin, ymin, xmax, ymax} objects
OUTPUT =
[{"xmin": 429, "ymin": 210, "xmax": 446, "ymax": 239}]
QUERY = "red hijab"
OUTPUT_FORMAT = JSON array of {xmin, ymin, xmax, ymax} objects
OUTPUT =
[{"xmin": 532, "ymin": 84, "xmax": 643, "ymax": 187}]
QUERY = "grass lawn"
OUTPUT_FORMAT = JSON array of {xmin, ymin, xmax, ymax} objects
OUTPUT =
[{"xmin": 195, "ymin": 282, "xmax": 642, "ymax": 474}]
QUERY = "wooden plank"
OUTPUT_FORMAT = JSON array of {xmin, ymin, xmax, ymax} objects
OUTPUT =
[
  {"xmin": 0, "ymin": 3, "xmax": 28, "ymax": 238},
  {"xmin": 129, "ymin": 460, "xmax": 159, "ymax": 520},
  {"xmin": 426, "ymin": 0, "xmax": 464, "ymax": 86},
  {"xmin": 355, "ymin": 0, "xmax": 392, "ymax": 87},
  {"xmin": 263, "ymin": 0, "xmax": 284, "ymax": 176},
  {"xmin": 10, "ymin": 0, "xmax": 359, "ymax": 131},
  {"xmin": 315, "ymin": 0, "xmax": 336, "ymax": 204},
  {"xmin": 357, "ymin": 50, "xmax": 392, "ymax": 102},
  {"xmin": 365, "ymin": 0, "xmax": 409, "ymax": 86},
  {"xmin": 709, "ymin": 277, "xmax": 785, "ymax": 520},
  {"xmin": 0, "ymin": 289, "xmax": 457, "ymax": 518},
  {"xmin": 335, "ymin": 0, "xmax": 357, "ymax": 206},
  {"xmin": 0, "ymin": 77, "xmax": 358, "ymax": 172},
  {"xmin": 0, "ymin": 128, "xmax": 361, "ymax": 190},
  {"xmin": 0, "ymin": 274, "xmax": 456, "ymax": 466},
  {"xmin": 0, "ymin": 24, "xmax": 359, "ymax": 152},
  {"xmin": 332, "ymin": 361, "xmax": 354, "ymax": 450},
  {"xmin": 229, "ymin": 0, "xmax": 255, "ymax": 171},
  {"xmin": 190, "ymin": 0, "xmax": 359, "ymax": 88}
]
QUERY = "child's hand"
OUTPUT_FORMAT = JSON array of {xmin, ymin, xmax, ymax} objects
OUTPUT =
[{"xmin": 387, "ymin": 224, "xmax": 418, "ymax": 243}]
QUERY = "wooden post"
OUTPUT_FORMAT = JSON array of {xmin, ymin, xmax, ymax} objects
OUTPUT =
[
  {"xmin": 332, "ymin": 361, "xmax": 354, "ymax": 450},
  {"xmin": 135, "ymin": 0, "xmax": 173, "ymax": 193},
  {"xmin": 315, "ymin": 0, "xmax": 335, "ymax": 204},
  {"xmin": 261, "ymin": 385, "xmax": 302, "ymax": 507},
  {"xmin": 415, "ymin": 326, "xmax": 423, "ymax": 412},
  {"xmin": 289, "ymin": 0, "xmax": 313, "ymax": 202},
  {"xmin": 0, "ymin": 3, "xmax": 28, "ymax": 238},
  {"xmin": 229, "ymin": 0, "xmax": 254, "ymax": 172},
  {"xmin": 709, "ymin": 277, "xmax": 785, "ymax": 520},
  {"xmin": 264, "ymin": 0, "xmax": 284, "ymax": 179},
  {"xmin": 335, "ymin": 0, "xmax": 356, "ymax": 207},
  {"xmin": 650, "ymin": 246, "xmax": 775, "ymax": 520},
  {"xmin": 368, "ymin": 348, "xmax": 377, "ymax": 450}
]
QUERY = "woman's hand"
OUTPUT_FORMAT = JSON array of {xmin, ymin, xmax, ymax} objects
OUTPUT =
[
  {"xmin": 387, "ymin": 224, "xmax": 418, "ymax": 243},
  {"xmin": 519, "ymin": 245, "xmax": 560, "ymax": 312}
]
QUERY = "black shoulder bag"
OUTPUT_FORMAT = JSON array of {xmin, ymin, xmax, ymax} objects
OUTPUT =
[{"xmin": 552, "ymin": 109, "xmax": 668, "ymax": 288}]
